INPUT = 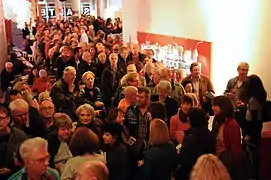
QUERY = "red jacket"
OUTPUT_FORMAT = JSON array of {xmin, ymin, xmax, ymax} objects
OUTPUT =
[{"xmin": 31, "ymin": 77, "xmax": 50, "ymax": 93}]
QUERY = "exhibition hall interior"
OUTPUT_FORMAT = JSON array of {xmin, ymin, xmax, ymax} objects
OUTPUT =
[{"xmin": 0, "ymin": 0, "xmax": 271, "ymax": 179}]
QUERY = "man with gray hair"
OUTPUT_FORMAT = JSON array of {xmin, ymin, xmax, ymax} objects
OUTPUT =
[
  {"xmin": 76, "ymin": 161, "xmax": 109, "ymax": 180},
  {"xmin": 0, "ymin": 62, "xmax": 15, "ymax": 92},
  {"xmin": 8, "ymin": 137, "xmax": 60, "ymax": 180},
  {"xmin": 50, "ymin": 66, "xmax": 76, "ymax": 120}
]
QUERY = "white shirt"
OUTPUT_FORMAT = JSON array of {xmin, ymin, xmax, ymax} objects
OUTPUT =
[{"xmin": 80, "ymin": 32, "xmax": 89, "ymax": 43}]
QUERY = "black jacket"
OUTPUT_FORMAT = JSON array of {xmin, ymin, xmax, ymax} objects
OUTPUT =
[
  {"xmin": 0, "ymin": 69, "xmax": 15, "ymax": 91},
  {"xmin": 175, "ymin": 127, "xmax": 216, "ymax": 180},
  {"xmin": 105, "ymin": 142, "xmax": 129, "ymax": 180},
  {"xmin": 139, "ymin": 141, "xmax": 177, "ymax": 180},
  {"xmin": 50, "ymin": 78, "xmax": 76, "ymax": 120}
]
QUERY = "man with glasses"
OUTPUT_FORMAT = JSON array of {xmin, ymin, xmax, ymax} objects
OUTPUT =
[
  {"xmin": 0, "ymin": 104, "xmax": 27, "ymax": 179},
  {"xmin": 8, "ymin": 137, "xmax": 60, "ymax": 180},
  {"xmin": 39, "ymin": 100, "xmax": 55, "ymax": 132}
]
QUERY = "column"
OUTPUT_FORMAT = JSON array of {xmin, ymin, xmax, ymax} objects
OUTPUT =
[
  {"xmin": 72, "ymin": 0, "xmax": 80, "ymax": 16},
  {"xmin": 0, "ymin": 0, "xmax": 7, "ymax": 71},
  {"xmin": 30, "ymin": 0, "xmax": 37, "ymax": 20},
  {"xmin": 96, "ymin": 0, "xmax": 106, "ymax": 18},
  {"xmin": 55, "ymin": 0, "xmax": 63, "ymax": 20}
]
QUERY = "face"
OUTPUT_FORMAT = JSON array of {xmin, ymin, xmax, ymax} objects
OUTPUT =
[
  {"xmin": 161, "ymin": 71, "xmax": 170, "ymax": 81},
  {"xmin": 191, "ymin": 65, "xmax": 201, "ymax": 78},
  {"xmin": 120, "ymin": 50, "xmax": 129, "ymax": 59},
  {"xmin": 103, "ymin": 132, "xmax": 115, "ymax": 145},
  {"xmin": 212, "ymin": 105, "xmax": 221, "ymax": 116},
  {"xmin": 237, "ymin": 66, "xmax": 249, "ymax": 79},
  {"xmin": 0, "ymin": 110, "xmax": 10, "ymax": 132},
  {"xmin": 181, "ymin": 102, "xmax": 192, "ymax": 114},
  {"xmin": 132, "ymin": 45, "xmax": 139, "ymax": 54},
  {"xmin": 62, "ymin": 48, "xmax": 69, "ymax": 57},
  {"xmin": 126, "ymin": 91, "xmax": 138, "ymax": 103},
  {"xmin": 128, "ymin": 76, "xmax": 139, "ymax": 87},
  {"xmin": 25, "ymin": 148, "xmax": 50, "ymax": 175},
  {"xmin": 12, "ymin": 108, "xmax": 29, "ymax": 126},
  {"xmin": 184, "ymin": 83, "xmax": 193, "ymax": 93},
  {"xmin": 6, "ymin": 65, "xmax": 13, "ymax": 73},
  {"xmin": 84, "ymin": 74, "xmax": 95, "ymax": 89},
  {"xmin": 58, "ymin": 126, "xmax": 71, "ymax": 141},
  {"xmin": 96, "ymin": 43, "xmax": 104, "ymax": 53},
  {"xmin": 110, "ymin": 54, "xmax": 118, "ymax": 68},
  {"xmin": 137, "ymin": 92, "xmax": 149, "ymax": 107},
  {"xmin": 66, "ymin": 70, "xmax": 76, "ymax": 84},
  {"xmin": 79, "ymin": 109, "xmax": 93, "ymax": 125},
  {"xmin": 40, "ymin": 101, "xmax": 55, "ymax": 119},
  {"xmin": 90, "ymin": 48, "xmax": 96, "ymax": 57},
  {"xmin": 112, "ymin": 45, "xmax": 119, "ymax": 54},
  {"xmin": 98, "ymin": 54, "xmax": 107, "ymax": 64},
  {"xmin": 153, "ymin": 73, "xmax": 161, "ymax": 85},
  {"xmin": 158, "ymin": 88, "xmax": 168, "ymax": 100}
]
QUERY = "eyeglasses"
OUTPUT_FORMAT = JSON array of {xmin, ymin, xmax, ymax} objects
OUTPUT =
[
  {"xmin": 13, "ymin": 112, "xmax": 28, "ymax": 118},
  {"xmin": 40, "ymin": 107, "xmax": 54, "ymax": 111},
  {"xmin": 0, "ymin": 116, "xmax": 8, "ymax": 122}
]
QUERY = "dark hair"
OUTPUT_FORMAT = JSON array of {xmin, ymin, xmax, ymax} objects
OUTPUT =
[
  {"xmin": 188, "ymin": 107, "xmax": 209, "ymax": 127},
  {"xmin": 190, "ymin": 62, "xmax": 200, "ymax": 72},
  {"xmin": 148, "ymin": 102, "xmax": 166, "ymax": 120},
  {"xmin": 181, "ymin": 79, "xmax": 195, "ymax": 92},
  {"xmin": 0, "ymin": 103, "xmax": 10, "ymax": 116},
  {"xmin": 69, "ymin": 127, "xmax": 99, "ymax": 156},
  {"xmin": 245, "ymin": 75, "xmax": 267, "ymax": 105},
  {"xmin": 102, "ymin": 123, "xmax": 122, "ymax": 140},
  {"xmin": 180, "ymin": 94, "xmax": 194, "ymax": 106},
  {"xmin": 138, "ymin": 87, "xmax": 151, "ymax": 97},
  {"xmin": 107, "ymin": 108, "xmax": 125, "ymax": 123},
  {"xmin": 212, "ymin": 96, "xmax": 234, "ymax": 136},
  {"xmin": 10, "ymin": 53, "xmax": 18, "ymax": 61}
]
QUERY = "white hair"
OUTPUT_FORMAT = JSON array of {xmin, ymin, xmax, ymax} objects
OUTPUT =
[
  {"xmin": 20, "ymin": 137, "xmax": 48, "ymax": 160},
  {"xmin": 76, "ymin": 104, "xmax": 95, "ymax": 120},
  {"xmin": 5, "ymin": 62, "xmax": 13, "ymax": 68},
  {"xmin": 9, "ymin": 99, "xmax": 29, "ymax": 113},
  {"xmin": 157, "ymin": 80, "xmax": 172, "ymax": 92}
]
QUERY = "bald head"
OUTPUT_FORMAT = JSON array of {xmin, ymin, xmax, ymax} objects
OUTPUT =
[
  {"xmin": 5, "ymin": 62, "xmax": 13, "ymax": 72},
  {"xmin": 76, "ymin": 161, "xmax": 109, "ymax": 180}
]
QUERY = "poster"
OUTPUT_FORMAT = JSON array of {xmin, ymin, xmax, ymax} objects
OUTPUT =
[{"xmin": 137, "ymin": 31, "xmax": 212, "ymax": 78}]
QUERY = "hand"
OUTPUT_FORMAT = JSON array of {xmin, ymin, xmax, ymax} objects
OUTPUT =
[
  {"xmin": 69, "ymin": 83, "xmax": 75, "ymax": 92},
  {"xmin": 237, "ymin": 100, "xmax": 245, "ymax": 107},
  {"xmin": 138, "ymin": 160, "xmax": 144, "ymax": 167},
  {"xmin": 94, "ymin": 101, "xmax": 104, "ymax": 107}
]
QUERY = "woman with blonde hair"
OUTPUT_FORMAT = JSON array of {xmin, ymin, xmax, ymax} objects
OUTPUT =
[
  {"xmin": 139, "ymin": 119, "xmax": 176, "ymax": 180},
  {"xmin": 190, "ymin": 154, "xmax": 231, "ymax": 180}
]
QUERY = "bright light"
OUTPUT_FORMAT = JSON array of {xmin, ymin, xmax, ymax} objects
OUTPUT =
[
  {"xmin": 3, "ymin": 0, "xmax": 31, "ymax": 29},
  {"xmin": 200, "ymin": 0, "xmax": 260, "ymax": 95}
]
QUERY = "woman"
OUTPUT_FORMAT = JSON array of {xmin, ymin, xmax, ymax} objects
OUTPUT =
[
  {"xmin": 31, "ymin": 69, "xmax": 50, "ymax": 93},
  {"xmin": 152, "ymin": 80, "xmax": 178, "ymax": 121},
  {"xmin": 48, "ymin": 113, "xmax": 73, "ymax": 174},
  {"xmin": 212, "ymin": 95, "xmax": 246, "ymax": 180},
  {"xmin": 75, "ymin": 104, "xmax": 103, "ymax": 141},
  {"xmin": 174, "ymin": 107, "xmax": 216, "ymax": 180},
  {"xmin": 139, "ymin": 119, "xmax": 176, "ymax": 180},
  {"xmin": 190, "ymin": 154, "xmax": 231, "ymax": 180},
  {"xmin": 102, "ymin": 123, "xmax": 129, "ymax": 180},
  {"xmin": 27, "ymin": 66, "xmax": 39, "ymax": 86},
  {"xmin": 170, "ymin": 94, "xmax": 193, "ymax": 144},
  {"xmin": 61, "ymin": 127, "xmax": 105, "ymax": 179},
  {"xmin": 245, "ymin": 75, "xmax": 267, "ymax": 146}
]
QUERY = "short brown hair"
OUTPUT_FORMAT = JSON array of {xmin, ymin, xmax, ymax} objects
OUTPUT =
[
  {"xmin": 149, "ymin": 119, "xmax": 170, "ymax": 146},
  {"xmin": 138, "ymin": 87, "xmax": 151, "ymax": 97},
  {"xmin": 69, "ymin": 127, "xmax": 99, "ymax": 156},
  {"xmin": 54, "ymin": 113, "xmax": 72, "ymax": 129},
  {"xmin": 190, "ymin": 62, "xmax": 200, "ymax": 72}
]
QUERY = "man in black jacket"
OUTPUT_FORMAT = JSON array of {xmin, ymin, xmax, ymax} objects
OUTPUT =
[{"xmin": 50, "ymin": 66, "xmax": 76, "ymax": 120}]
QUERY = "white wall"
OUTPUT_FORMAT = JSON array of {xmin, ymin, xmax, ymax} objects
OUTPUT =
[{"xmin": 122, "ymin": 0, "xmax": 271, "ymax": 98}]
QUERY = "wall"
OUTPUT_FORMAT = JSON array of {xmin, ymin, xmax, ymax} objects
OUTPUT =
[
  {"xmin": 0, "ymin": 0, "xmax": 7, "ymax": 71},
  {"xmin": 122, "ymin": 0, "xmax": 271, "ymax": 98}
]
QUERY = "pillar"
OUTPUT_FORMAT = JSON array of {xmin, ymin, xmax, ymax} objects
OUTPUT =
[
  {"xmin": 30, "ymin": 0, "xmax": 37, "ymax": 20},
  {"xmin": 72, "ymin": 0, "xmax": 80, "ymax": 16},
  {"xmin": 96, "ymin": 0, "xmax": 106, "ymax": 18},
  {"xmin": 0, "ymin": 0, "xmax": 8, "ymax": 71}
]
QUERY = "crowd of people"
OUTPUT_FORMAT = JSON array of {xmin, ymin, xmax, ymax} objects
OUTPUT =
[{"xmin": 0, "ymin": 14, "xmax": 270, "ymax": 180}]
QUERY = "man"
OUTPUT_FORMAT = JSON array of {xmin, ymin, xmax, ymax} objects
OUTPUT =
[
  {"xmin": 50, "ymin": 66, "xmax": 76, "ymax": 120},
  {"xmin": 184, "ymin": 62, "xmax": 214, "ymax": 106},
  {"xmin": 8, "ymin": 137, "xmax": 60, "ymax": 180},
  {"xmin": 125, "ymin": 87, "xmax": 151, "ymax": 141},
  {"xmin": 144, "ymin": 62, "xmax": 155, "ymax": 85},
  {"xmin": 39, "ymin": 100, "xmax": 55, "ymax": 132},
  {"xmin": 76, "ymin": 161, "xmax": 109, "ymax": 180},
  {"xmin": 101, "ymin": 53, "xmax": 120, "ymax": 110},
  {"xmin": 153, "ymin": 67, "xmax": 185, "ymax": 102},
  {"xmin": 118, "ymin": 46, "xmax": 132, "ymax": 77},
  {"xmin": 0, "ymin": 104, "xmax": 27, "ymax": 179},
  {"xmin": 0, "ymin": 62, "xmax": 15, "ymax": 92},
  {"xmin": 9, "ymin": 99, "xmax": 47, "ymax": 138},
  {"xmin": 225, "ymin": 62, "xmax": 249, "ymax": 106}
]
